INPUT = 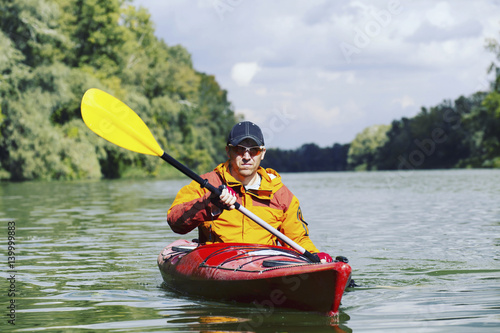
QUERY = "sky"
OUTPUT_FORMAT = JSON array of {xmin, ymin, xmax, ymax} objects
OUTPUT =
[{"xmin": 132, "ymin": 0, "xmax": 499, "ymax": 149}]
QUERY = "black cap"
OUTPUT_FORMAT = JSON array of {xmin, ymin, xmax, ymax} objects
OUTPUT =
[{"xmin": 227, "ymin": 121, "xmax": 265, "ymax": 146}]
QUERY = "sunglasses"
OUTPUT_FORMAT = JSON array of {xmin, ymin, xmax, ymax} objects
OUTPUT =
[{"xmin": 228, "ymin": 145, "xmax": 265, "ymax": 157}]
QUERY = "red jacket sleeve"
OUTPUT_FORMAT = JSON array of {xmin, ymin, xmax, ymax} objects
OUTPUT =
[
  {"xmin": 167, "ymin": 172, "xmax": 223, "ymax": 234},
  {"xmin": 167, "ymin": 180, "xmax": 213, "ymax": 234}
]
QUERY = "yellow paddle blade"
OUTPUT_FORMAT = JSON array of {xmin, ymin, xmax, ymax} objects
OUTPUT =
[{"xmin": 81, "ymin": 88, "xmax": 164, "ymax": 157}]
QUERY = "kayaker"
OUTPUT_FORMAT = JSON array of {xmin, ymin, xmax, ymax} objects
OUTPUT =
[{"xmin": 167, "ymin": 121, "xmax": 333, "ymax": 263}]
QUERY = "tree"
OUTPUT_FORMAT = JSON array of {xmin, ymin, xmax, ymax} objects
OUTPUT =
[
  {"xmin": 262, "ymin": 143, "xmax": 350, "ymax": 172},
  {"xmin": 347, "ymin": 124, "xmax": 390, "ymax": 170},
  {"xmin": 0, "ymin": 0, "xmax": 238, "ymax": 180},
  {"xmin": 460, "ymin": 92, "xmax": 500, "ymax": 167},
  {"xmin": 63, "ymin": 0, "xmax": 126, "ymax": 74},
  {"xmin": 0, "ymin": 0, "xmax": 71, "ymax": 67}
]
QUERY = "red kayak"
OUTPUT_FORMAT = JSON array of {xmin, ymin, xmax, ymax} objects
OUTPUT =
[{"xmin": 158, "ymin": 239, "xmax": 352, "ymax": 316}]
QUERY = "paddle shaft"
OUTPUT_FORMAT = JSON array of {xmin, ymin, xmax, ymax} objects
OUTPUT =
[
  {"xmin": 161, "ymin": 152, "xmax": 319, "ymax": 262},
  {"xmin": 161, "ymin": 152, "xmax": 217, "ymax": 191}
]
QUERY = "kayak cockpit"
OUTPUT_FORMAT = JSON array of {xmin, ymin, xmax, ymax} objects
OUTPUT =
[{"xmin": 197, "ymin": 244, "xmax": 314, "ymax": 272}]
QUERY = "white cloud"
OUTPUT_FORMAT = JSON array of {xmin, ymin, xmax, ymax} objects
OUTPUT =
[
  {"xmin": 299, "ymin": 98, "xmax": 365, "ymax": 129},
  {"xmin": 316, "ymin": 70, "xmax": 358, "ymax": 84},
  {"xmin": 254, "ymin": 87, "xmax": 268, "ymax": 96},
  {"xmin": 345, "ymin": 71, "xmax": 358, "ymax": 84},
  {"xmin": 303, "ymin": 100, "xmax": 342, "ymax": 127},
  {"xmin": 133, "ymin": 0, "xmax": 499, "ymax": 148},
  {"xmin": 425, "ymin": 1, "xmax": 454, "ymax": 28},
  {"xmin": 231, "ymin": 62, "xmax": 261, "ymax": 86},
  {"xmin": 234, "ymin": 108, "xmax": 266, "ymax": 124},
  {"xmin": 316, "ymin": 71, "xmax": 342, "ymax": 82},
  {"xmin": 392, "ymin": 95, "xmax": 416, "ymax": 109}
]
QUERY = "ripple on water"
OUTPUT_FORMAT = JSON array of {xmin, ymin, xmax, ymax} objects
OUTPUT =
[{"xmin": 2, "ymin": 170, "xmax": 499, "ymax": 332}]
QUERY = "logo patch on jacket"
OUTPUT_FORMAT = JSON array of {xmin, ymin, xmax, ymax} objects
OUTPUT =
[
  {"xmin": 297, "ymin": 206, "xmax": 309, "ymax": 236},
  {"xmin": 297, "ymin": 206, "xmax": 308, "ymax": 224}
]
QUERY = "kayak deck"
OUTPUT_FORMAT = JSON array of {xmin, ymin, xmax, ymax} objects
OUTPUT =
[{"xmin": 158, "ymin": 240, "xmax": 352, "ymax": 316}]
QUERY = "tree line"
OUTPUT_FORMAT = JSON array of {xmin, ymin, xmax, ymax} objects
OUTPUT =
[
  {"xmin": 262, "ymin": 143, "xmax": 349, "ymax": 172},
  {"xmin": 0, "ymin": 0, "xmax": 499, "ymax": 181},
  {"xmin": 265, "ymin": 41, "xmax": 500, "ymax": 172},
  {"xmin": 0, "ymin": 0, "xmax": 239, "ymax": 181},
  {"xmin": 265, "ymin": 89, "xmax": 499, "ymax": 172}
]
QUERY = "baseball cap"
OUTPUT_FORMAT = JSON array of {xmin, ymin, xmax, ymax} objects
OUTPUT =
[{"xmin": 227, "ymin": 121, "xmax": 265, "ymax": 146}]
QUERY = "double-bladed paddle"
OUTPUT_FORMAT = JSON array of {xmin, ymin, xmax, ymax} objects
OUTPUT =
[{"xmin": 81, "ymin": 88, "xmax": 319, "ymax": 263}]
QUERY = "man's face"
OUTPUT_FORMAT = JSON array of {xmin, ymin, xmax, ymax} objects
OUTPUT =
[{"xmin": 226, "ymin": 139, "xmax": 266, "ymax": 181}]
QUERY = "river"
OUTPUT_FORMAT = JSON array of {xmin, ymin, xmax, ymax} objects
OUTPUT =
[{"xmin": 0, "ymin": 169, "xmax": 499, "ymax": 332}]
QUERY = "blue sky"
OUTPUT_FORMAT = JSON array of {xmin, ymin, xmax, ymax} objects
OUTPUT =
[{"xmin": 133, "ymin": 0, "xmax": 499, "ymax": 149}]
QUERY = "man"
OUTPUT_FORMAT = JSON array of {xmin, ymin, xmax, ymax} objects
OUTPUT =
[{"xmin": 167, "ymin": 121, "xmax": 332, "ymax": 262}]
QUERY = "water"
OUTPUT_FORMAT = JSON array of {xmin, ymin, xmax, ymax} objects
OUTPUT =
[{"xmin": 0, "ymin": 169, "xmax": 499, "ymax": 332}]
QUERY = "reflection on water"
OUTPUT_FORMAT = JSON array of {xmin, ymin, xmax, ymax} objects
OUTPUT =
[{"xmin": 0, "ymin": 169, "xmax": 499, "ymax": 332}]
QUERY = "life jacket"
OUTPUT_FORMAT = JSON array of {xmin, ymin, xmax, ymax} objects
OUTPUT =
[{"xmin": 167, "ymin": 161, "xmax": 319, "ymax": 253}]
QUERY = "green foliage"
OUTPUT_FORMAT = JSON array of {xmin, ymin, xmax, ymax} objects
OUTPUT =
[
  {"xmin": 262, "ymin": 143, "xmax": 349, "ymax": 172},
  {"xmin": 0, "ymin": 0, "xmax": 70, "ymax": 67},
  {"xmin": 1, "ymin": 0, "xmax": 498, "ymax": 180},
  {"xmin": 0, "ymin": 0, "xmax": 237, "ymax": 181},
  {"xmin": 369, "ymin": 96, "xmax": 480, "ymax": 170},
  {"xmin": 0, "ymin": 63, "xmax": 108, "ymax": 180},
  {"xmin": 486, "ymin": 37, "xmax": 500, "ymax": 92},
  {"xmin": 343, "ymin": 90, "xmax": 499, "ymax": 171},
  {"xmin": 63, "ymin": 0, "xmax": 127, "ymax": 75},
  {"xmin": 347, "ymin": 124, "xmax": 390, "ymax": 171},
  {"xmin": 345, "ymin": 30, "xmax": 500, "ymax": 172},
  {"xmin": 270, "ymin": 34, "xmax": 500, "ymax": 173},
  {"xmin": 458, "ymin": 91, "xmax": 500, "ymax": 167},
  {"xmin": 243, "ymin": 84, "xmax": 499, "ymax": 173}
]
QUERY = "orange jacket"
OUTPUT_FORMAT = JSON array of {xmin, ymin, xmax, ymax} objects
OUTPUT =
[{"xmin": 167, "ymin": 161, "xmax": 319, "ymax": 253}]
